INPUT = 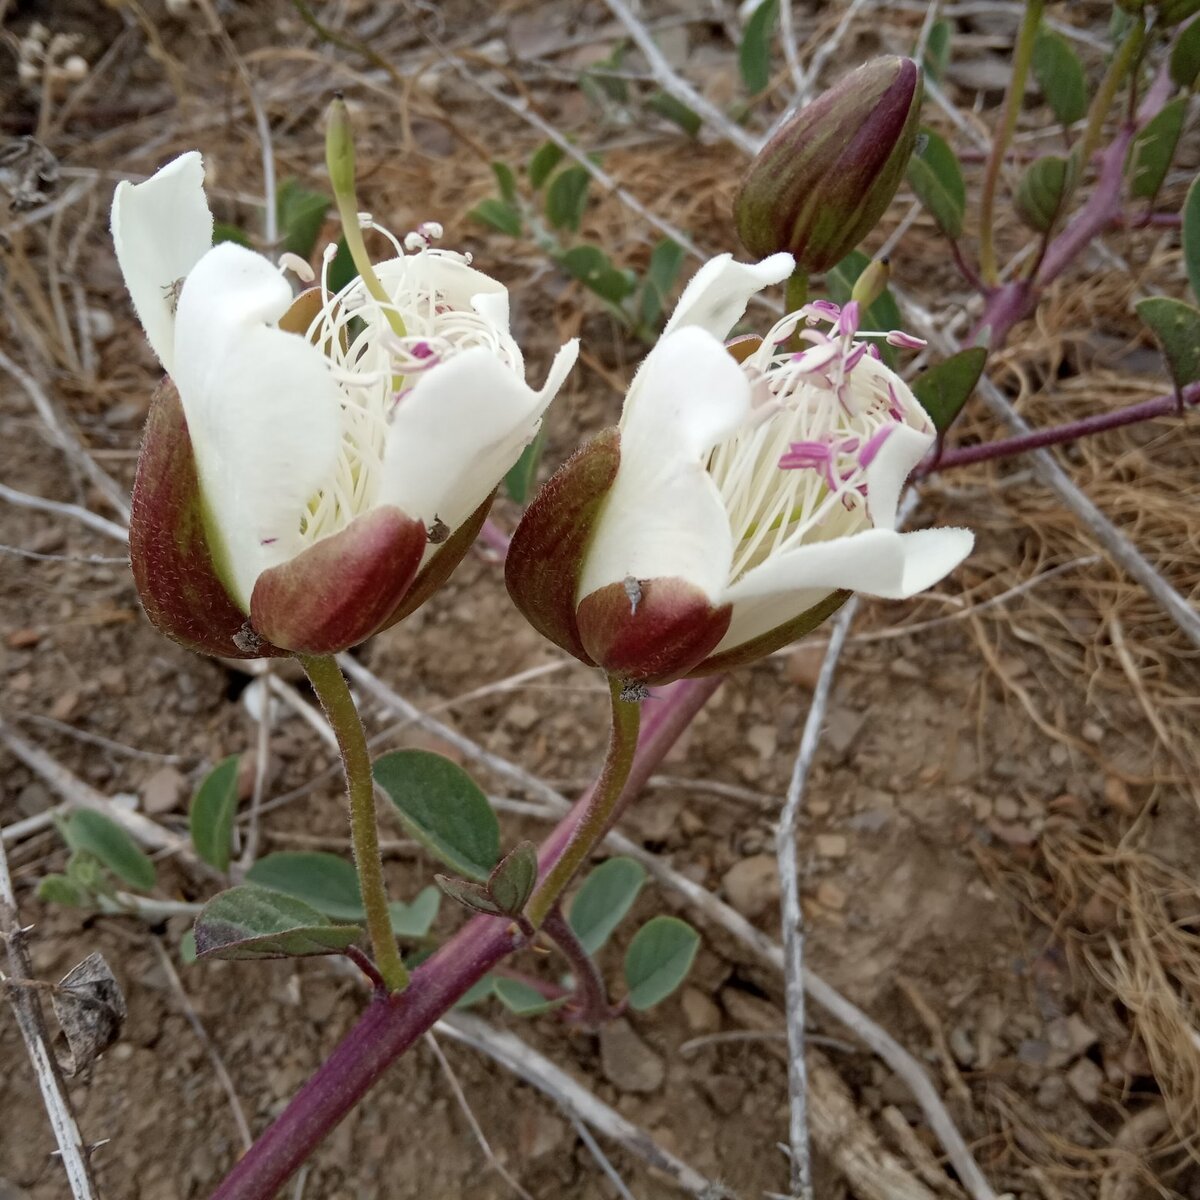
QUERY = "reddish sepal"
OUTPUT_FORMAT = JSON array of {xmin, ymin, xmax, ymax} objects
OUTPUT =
[
  {"xmin": 576, "ymin": 576, "xmax": 732, "ymax": 686},
  {"xmin": 129, "ymin": 380, "xmax": 281, "ymax": 660},
  {"xmin": 250, "ymin": 506, "xmax": 427, "ymax": 655},
  {"xmin": 505, "ymin": 428, "xmax": 621, "ymax": 664}
]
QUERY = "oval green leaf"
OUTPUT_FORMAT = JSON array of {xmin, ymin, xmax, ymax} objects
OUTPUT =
[
  {"xmin": 544, "ymin": 166, "xmax": 590, "ymax": 232},
  {"xmin": 1170, "ymin": 16, "xmax": 1200, "ymax": 88},
  {"xmin": 62, "ymin": 810, "xmax": 156, "ymax": 891},
  {"xmin": 189, "ymin": 755, "xmax": 240, "ymax": 872},
  {"xmin": 245, "ymin": 851, "xmax": 364, "ymax": 921},
  {"xmin": 1032, "ymin": 28, "xmax": 1088, "ymax": 126},
  {"xmin": 194, "ymin": 885, "xmax": 361, "ymax": 961},
  {"xmin": 739, "ymin": 0, "xmax": 779, "ymax": 95},
  {"xmin": 1136, "ymin": 297, "xmax": 1200, "ymax": 389},
  {"xmin": 276, "ymin": 178, "xmax": 330, "ymax": 261},
  {"xmin": 568, "ymin": 857, "xmax": 647, "ymax": 955},
  {"xmin": 373, "ymin": 750, "xmax": 500, "ymax": 882},
  {"xmin": 388, "ymin": 887, "xmax": 440, "ymax": 939},
  {"xmin": 469, "ymin": 198, "xmax": 522, "ymax": 238},
  {"xmin": 906, "ymin": 127, "xmax": 966, "ymax": 240},
  {"xmin": 1183, "ymin": 174, "xmax": 1200, "ymax": 303},
  {"xmin": 623, "ymin": 915, "xmax": 700, "ymax": 1010},
  {"xmin": 528, "ymin": 141, "xmax": 565, "ymax": 190},
  {"xmin": 1125, "ymin": 98, "xmax": 1187, "ymax": 203},
  {"xmin": 912, "ymin": 347, "xmax": 988, "ymax": 435},
  {"xmin": 493, "ymin": 977, "xmax": 567, "ymax": 1016}
]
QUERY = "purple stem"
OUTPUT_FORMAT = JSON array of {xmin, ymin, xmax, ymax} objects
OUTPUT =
[
  {"xmin": 209, "ymin": 674, "xmax": 723, "ymax": 1200},
  {"xmin": 925, "ymin": 383, "xmax": 1199, "ymax": 474},
  {"xmin": 542, "ymin": 907, "xmax": 615, "ymax": 1028},
  {"xmin": 972, "ymin": 65, "xmax": 1173, "ymax": 352}
]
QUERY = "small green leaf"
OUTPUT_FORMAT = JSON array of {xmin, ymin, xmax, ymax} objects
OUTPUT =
[
  {"xmin": 491, "ymin": 161, "xmax": 518, "ymax": 205},
  {"xmin": 558, "ymin": 245, "xmax": 636, "ymax": 306},
  {"xmin": 1125, "ymin": 97, "xmax": 1188, "ymax": 202},
  {"xmin": 1170, "ymin": 16, "xmax": 1200, "ymax": 89},
  {"xmin": 436, "ymin": 874, "xmax": 503, "ymax": 916},
  {"xmin": 639, "ymin": 238, "xmax": 686, "ymax": 330},
  {"xmin": 528, "ymin": 142, "xmax": 565, "ymax": 190},
  {"xmin": 569, "ymin": 857, "xmax": 647, "ymax": 955},
  {"xmin": 469, "ymin": 198, "xmax": 522, "ymax": 238},
  {"xmin": 455, "ymin": 974, "xmax": 497, "ymax": 1010},
  {"xmin": 623, "ymin": 916, "xmax": 699, "ymax": 1010},
  {"xmin": 921, "ymin": 19, "xmax": 952, "ymax": 83},
  {"xmin": 1136, "ymin": 297, "xmax": 1200, "ymax": 389},
  {"xmin": 374, "ymin": 750, "xmax": 500, "ymax": 881},
  {"xmin": 194, "ymin": 885, "xmax": 361, "ymax": 961},
  {"xmin": 740, "ymin": 0, "xmax": 779, "ymax": 95},
  {"xmin": 906, "ymin": 128, "xmax": 966, "ymax": 240},
  {"xmin": 912, "ymin": 347, "xmax": 988, "ymax": 435},
  {"xmin": 544, "ymin": 166, "xmax": 591, "ymax": 232},
  {"xmin": 246, "ymin": 852, "xmax": 364, "ymax": 921},
  {"xmin": 179, "ymin": 929, "xmax": 197, "ymax": 964},
  {"xmin": 213, "ymin": 222, "xmax": 251, "ymax": 248},
  {"xmin": 65, "ymin": 849, "xmax": 111, "ymax": 896},
  {"xmin": 189, "ymin": 755, "xmax": 240, "ymax": 872},
  {"xmin": 505, "ymin": 425, "xmax": 547, "ymax": 505},
  {"xmin": 62, "ymin": 811, "xmax": 156, "ymax": 891},
  {"xmin": 37, "ymin": 874, "xmax": 91, "ymax": 908},
  {"xmin": 488, "ymin": 842, "xmax": 539, "ymax": 915},
  {"xmin": 1015, "ymin": 155, "xmax": 1074, "ymax": 233},
  {"xmin": 1032, "ymin": 28, "xmax": 1088, "ymax": 126},
  {"xmin": 647, "ymin": 91, "xmax": 701, "ymax": 137},
  {"xmin": 276, "ymin": 178, "xmax": 330, "ymax": 261},
  {"xmin": 388, "ymin": 887, "xmax": 440, "ymax": 938},
  {"xmin": 493, "ymin": 977, "xmax": 566, "ymax": 1016},
  {"xmin": 1183, "ymin": 175, "xmax": 1200, "ymax": 302}
]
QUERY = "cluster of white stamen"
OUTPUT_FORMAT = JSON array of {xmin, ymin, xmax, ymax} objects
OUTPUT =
[
  {"xmin": 707, "ymin": 301, "xmax": 931, "ymax": 582},
  {"xmin": 291, "ymin": 223, "xmax": 522, "ymax": 546}
]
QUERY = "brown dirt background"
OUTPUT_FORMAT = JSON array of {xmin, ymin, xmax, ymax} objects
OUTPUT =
[{"xmin": 2, "ymin": 2, "xmax": 1199, "ymax": 1198}]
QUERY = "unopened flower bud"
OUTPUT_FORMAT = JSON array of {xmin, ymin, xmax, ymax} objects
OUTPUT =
[
  {"xmin": 851, "ymin": 257, "xmax": 890, "ymax": 310},
  {"xmin": 734, "ymin": 57, "xmax": 923, "ymax": 275}
]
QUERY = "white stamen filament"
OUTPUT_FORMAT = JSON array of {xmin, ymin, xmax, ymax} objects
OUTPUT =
[
  {"xmin": 292, "ymin": 227, "xmax": 522, "ymax": 546},
  {"xmin": 708, "ymin": 306, "xmax": 930, "ymax": 583}
]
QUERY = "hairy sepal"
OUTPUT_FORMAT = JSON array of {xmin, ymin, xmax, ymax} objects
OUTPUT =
[
  {"xmin": 505, "ymin": 427, "xmax": 621, "ymax": 663},
  {"xmin": 250, "ymin": 506, "xmax": 427, "ymax": 655},
  {"xmin": 129, "ymin": 379, "xmax": 282, "ymax": 659},
  {"xmin": 576, "ymin": 576, "xmax": 732, "ymax": 686}
]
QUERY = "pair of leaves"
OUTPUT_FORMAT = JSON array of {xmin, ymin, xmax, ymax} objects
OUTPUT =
[{"xmin": 437, "ymin": 842, "xmax": 538, "ymax": 918}]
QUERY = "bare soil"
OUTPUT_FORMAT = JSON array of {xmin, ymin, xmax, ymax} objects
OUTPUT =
[{"xmin": 2, "ymin": 3, "xmax": 1199, "ymax": 1199}]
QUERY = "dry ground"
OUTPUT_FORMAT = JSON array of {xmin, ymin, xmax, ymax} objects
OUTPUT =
[{"xmin": 2, "ymin": 2, "xmax": 1199, "ymax": 1198}]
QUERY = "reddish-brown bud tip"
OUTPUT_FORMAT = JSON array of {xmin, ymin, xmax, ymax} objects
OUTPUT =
[{"xmin": 576, "ymin": 576, "xmax": 732, "ymax": 686}]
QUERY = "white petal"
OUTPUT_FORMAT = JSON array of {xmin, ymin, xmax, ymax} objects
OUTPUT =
[
  {"xmin": 578, "ymin": 327, "xmax": 748, "ymax": 603},
  {"xmin": 714, "ymin": 526, "xmax": 974, "ymax": 651},
  {"xmin": 864, "ymin": 421, "xmax": 932, "ymax": 530},
  {"xmin": 378, "ymin": 339, "xmax": 579, "ymax": 538},
  {"xmin": 662, "ymin": 251, "xmax": 794, "ymax": 340},
  {"xmin": 173, "ymin": 243, "xmax": 343, "ymax": 610},
  {"xmin": 111, "ymin": 151, "xmax": 213, "ymax": 374}
]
